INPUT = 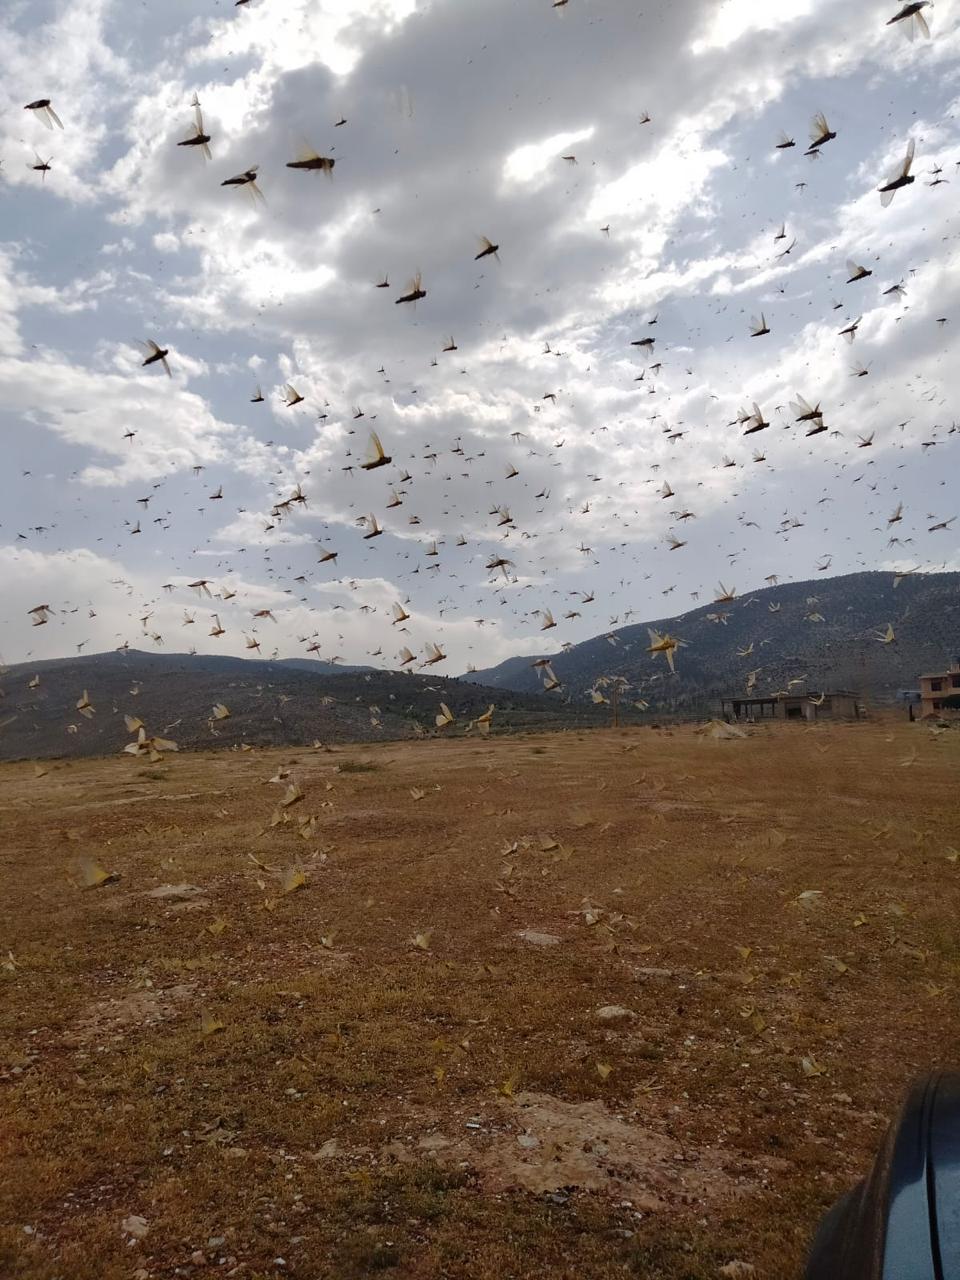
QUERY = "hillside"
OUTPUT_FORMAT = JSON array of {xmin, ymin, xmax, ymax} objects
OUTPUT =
[
  {"xmin": 0, "ymin": 650, "xmax": 590, "ymax": 763},
  {"xmin": 4, "ymin": 571, "xmax": 957, "ymax": 760},
  {"xmin": 466, "ymin": 570, "xmax": 960, "ymax": 710},
  {"xmin": 273, "ymin": 657, "xmax": 374, "ymax": 677}
]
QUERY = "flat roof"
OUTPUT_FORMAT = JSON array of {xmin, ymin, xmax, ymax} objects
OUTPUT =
[
  {"xmin": 919, "ymin": 671, "xmax": 960, "ymax": 680},
  {"xmin": 781, "ymin": 690, "xmax": 858, "ymax": 698},
  {"xmin": 721, "ymin": 696, "xmax": 777, "ymax": 703},
  {"xmin": 721, "ymin": 690, "xmax": 857, "ymax": 702}
]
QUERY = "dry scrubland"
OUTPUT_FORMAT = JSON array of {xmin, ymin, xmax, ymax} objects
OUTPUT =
[{"xmin": 2, "ymin": 720, "xmax": 959, "ymax": 1280}]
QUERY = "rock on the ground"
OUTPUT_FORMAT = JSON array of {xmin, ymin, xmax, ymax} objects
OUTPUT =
[
  {"xmin": 596, "ymin": 1004, "xmax": 634, "ymax": 1021},
  {"xmin": 417, "ymin": 1133, "xmax": 452, "ymax": 1151},
  {"xmin": 143, "ymin": 883, "xmax": 205, "ymax": 900}
]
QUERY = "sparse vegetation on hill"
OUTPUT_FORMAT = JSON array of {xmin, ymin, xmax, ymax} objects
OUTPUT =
[
  {"xmin": 0, "ymin": 650, "xmax": 604, "ymax": 762},
  {"xmin": 467, "ymin": 571, "xmax": 960, "ymax": 709}
]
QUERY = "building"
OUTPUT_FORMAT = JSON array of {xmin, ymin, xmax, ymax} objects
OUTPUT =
[
  {"xmin": 720, "ymin": 689, "xmax": 861, "ymax": 723},
  {"xmin": 919, "ymin": 660, "xmax": 960, "ymax": 719}
]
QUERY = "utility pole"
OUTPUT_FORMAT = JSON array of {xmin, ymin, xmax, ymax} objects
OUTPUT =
[{"xmin": 596, "ymin": 673, "xmax": 627, "ymax": 728}]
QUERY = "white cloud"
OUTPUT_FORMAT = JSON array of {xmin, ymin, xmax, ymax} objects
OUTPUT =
[
  {"xmin": 503, "ymin": 128, "xmax": 596, "ymax": 185},
  {"xmin": 201, "ymin": 0, "xmax": 419, "ymax": 78},
  {"xmin": 0, "ymin": 0, "xmax": 956, "ymax": 680},
  {"xmin": 0, "ymin": 544, "xmax": 534, "ymax": 673},
  {"xmin": 691, "ymin": 0, "xmax": 819, "ymax": 54},
  {"xmin": 0, "ymin": 0, "xmax": 128, "ymax": 201},
  {"xmin": 0, "ymin": 343, "xmax": 245, "ymax": 486}
]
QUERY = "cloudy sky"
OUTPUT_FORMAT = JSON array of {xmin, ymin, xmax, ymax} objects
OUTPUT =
[{"xmin": 1, "ymin": 0, "xmax": 958, "ymax": 675}]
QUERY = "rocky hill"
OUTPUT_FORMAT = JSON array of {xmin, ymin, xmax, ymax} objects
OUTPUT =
[
  {"xmin": 0, "ymin": 650, "xmax": 596, "ymax": 762},
  {"xmin": 466, "ymin": 570, "xmax": 960, "ymax": 711}
]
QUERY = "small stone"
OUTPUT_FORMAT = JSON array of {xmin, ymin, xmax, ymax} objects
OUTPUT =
[
  {"xmin": 382, "ymin": 1140, "xmax": 413, "ymax": 1164},
  {"xmin": 417, "ymin": 1133, "xmax": 452, "ymax": 1151},
  {"xmin": 121, "ymin": 1215, "xmax": 149, "ymax": 1240},
  {"xmin": 144, "ymin": 884, "xmax": 205, "ymax": 901},
  {"xmin": 518, "ymin": 929, "xmax": 560, "ymax": 947},
  {"xmin": 208, "ymin": 1236, "xmax": 226, "ymax": 1248},
  {"xmin": 517, "ymin": 1133, "xmax": 540, "ymax": 1149},
  {"xmin": 191, "ymin": 1250, "xmax": 206, "ymax": 1265},
  {"xmin": 719, "ymin": 1263, "xmax": 757, "ymax": 1278},
  {"xmin": 596, "ymin": 1004, "xmax": 634, "ymax": 1022}
]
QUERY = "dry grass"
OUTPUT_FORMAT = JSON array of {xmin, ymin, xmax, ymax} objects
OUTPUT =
[{"xmin": 1, "ymin": 719, "xmax": 959, "ymax": 1279}]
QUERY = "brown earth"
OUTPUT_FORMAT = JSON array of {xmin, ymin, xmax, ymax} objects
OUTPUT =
[{"xmin": 1, "ymin": 719, "xmax": 959, "ymax": 1279}]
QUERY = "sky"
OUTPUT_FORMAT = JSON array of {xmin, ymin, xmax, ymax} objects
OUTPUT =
[{"xmin": 1, "ymin": 0, "xmax": 958, "ymax": 677}]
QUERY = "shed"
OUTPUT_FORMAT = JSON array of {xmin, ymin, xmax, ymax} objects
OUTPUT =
[{"xmin": 721, "ymin": 690, "xmax": 861, "ymax": 723}]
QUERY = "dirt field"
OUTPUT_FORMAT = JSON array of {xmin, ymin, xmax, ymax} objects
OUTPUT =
[{"xmin": 2, "ymin": 720, "xmax": 959, "ymax": 1279}]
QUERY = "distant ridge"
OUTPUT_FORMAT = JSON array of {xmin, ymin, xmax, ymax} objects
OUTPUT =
[
  {"xmin": 273, "ymin": 656, "xmax": 373, "ymax": 676},
  {"xmin": 0, "ymin": 649, "xmax": 592, "ymax": 762},
  {"xmin": 4, "ymin": 569, "xmax": 958, "ymax": 759},
  {"xmin": 464, "ymin": 570, "xmax": 960, "ymax": 708}
]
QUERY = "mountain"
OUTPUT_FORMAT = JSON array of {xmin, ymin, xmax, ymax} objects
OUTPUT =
[
  {"xmin": 0, "ymin": 650, "xmax": 594, "ymax": 763},
  {"xmin": 5, "ymin": 570, "xmax": 956, "ymax": 761},
  {"xmin": 465, "ymin": 571, "xmax": 960, "ymax": 710}
]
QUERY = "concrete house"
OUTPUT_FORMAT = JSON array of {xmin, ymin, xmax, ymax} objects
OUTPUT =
[{"xmin": 919, "ymin": 660, "xmax": 960, "ymax": 718}]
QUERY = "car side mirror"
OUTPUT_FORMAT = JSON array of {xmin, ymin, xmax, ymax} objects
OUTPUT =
[{"xmin": 805, "ymin": 1071, "xmax": 960, "ymax": 1278}]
